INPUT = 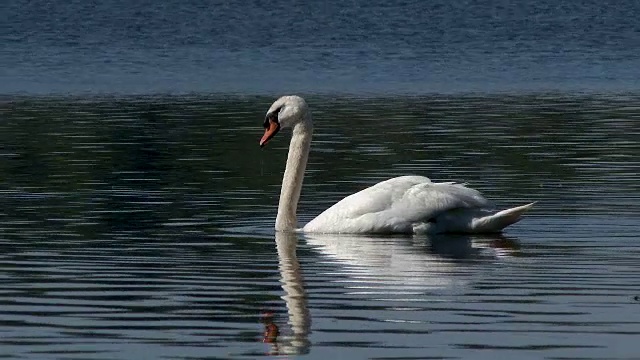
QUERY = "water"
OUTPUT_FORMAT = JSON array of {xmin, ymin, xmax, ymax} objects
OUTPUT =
[
  {"xmin": 1, "ymin": 95, "xmax": 639, "ymax": 359},
  {"xmin": 2, "ymin": 0, "xmax": 639, "ymax": 95},
  {"xmin": 2, "ymin": 0, "xmax": 640, "ymax": 358}
]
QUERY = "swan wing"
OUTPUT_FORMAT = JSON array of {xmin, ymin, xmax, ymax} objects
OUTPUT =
[{"xmin": 302, "ymin": 175, "xmax": 490, "ymax": 234}]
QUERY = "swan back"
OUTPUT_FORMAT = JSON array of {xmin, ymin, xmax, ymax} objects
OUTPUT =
[{"xmin": 303, "ymin": 176, "xmax": 491, "ymax": 234}]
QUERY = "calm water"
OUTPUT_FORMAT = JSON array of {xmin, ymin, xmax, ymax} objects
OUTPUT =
[
  {"xmin": 2, "ymin": 0, "xmax": 640, "ymax": 95},
  {"xmin": 2, "ymin": 0, "xmax": 640, "ymax": 358},
  {"xmin": 1, "ymin": 95, "xmax": 639, "ymax": 359}
]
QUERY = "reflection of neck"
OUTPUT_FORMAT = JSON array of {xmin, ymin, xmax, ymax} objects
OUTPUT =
[
  {"xmin": 275, "ymin": 233, "xmax": 311, "ymax": 352},
  {"xmin": 276, "ymin": 118, "xmax": 313, "ymax": 232}
]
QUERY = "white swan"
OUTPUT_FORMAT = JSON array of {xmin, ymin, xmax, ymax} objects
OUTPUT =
[{"xmin": 260, "ymin": 95, "xmax": 534, "ymax": 234}]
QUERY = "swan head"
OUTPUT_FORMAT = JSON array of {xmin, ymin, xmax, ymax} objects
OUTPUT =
[{"xmin": 260, "ymin": 95, "xmax": 310, "ymax": 147}]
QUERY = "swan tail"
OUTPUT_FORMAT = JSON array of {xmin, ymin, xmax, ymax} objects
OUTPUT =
[{"xmin": 471, "ymin": 202, "xmax": 536, "ymax": 233}]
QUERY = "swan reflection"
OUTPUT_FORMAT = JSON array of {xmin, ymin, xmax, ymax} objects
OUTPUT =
[
  {"xmin": 263, "ymin": 232, "xmax": 311, "ymax": 355},
  {"xmin": 265, "ymin": 231, "xmax": 519, "ymax": 354},
  {"xmin": 304, "ymin": 233, "xmax": 520, "ymax": 295}
]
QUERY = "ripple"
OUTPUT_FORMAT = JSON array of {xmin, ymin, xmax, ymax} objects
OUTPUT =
[{"xmin": 1, "ymin": 95, "xmax": 640, "ymax": 359}]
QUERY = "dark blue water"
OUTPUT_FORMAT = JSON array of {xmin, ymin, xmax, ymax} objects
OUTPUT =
[
  {"xmin": 2, "ymin": 0, "xmax": 639, "ymax": 95},
  {"xmin": 2, "ymin": 1, "xmax": 640, "ymax": 359},
  {"xmin": 2, "ymin": 94, "xmax": 639, "ymax": 359}
]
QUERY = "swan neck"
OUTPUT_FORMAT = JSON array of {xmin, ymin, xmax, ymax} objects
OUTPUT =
[{"xmin": 276, "ymin": 119, "xmax": 312, "ymax": 231}]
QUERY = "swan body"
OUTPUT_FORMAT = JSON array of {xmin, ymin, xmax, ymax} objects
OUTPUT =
[{"xmin": 260, "ymin": 95, "xmax": 534, "ymax": 234}]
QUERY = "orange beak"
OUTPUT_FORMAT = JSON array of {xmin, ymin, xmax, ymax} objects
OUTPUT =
[{"xmin": 260, "ymin": 118, "xmax": 280, "ymax": 147}]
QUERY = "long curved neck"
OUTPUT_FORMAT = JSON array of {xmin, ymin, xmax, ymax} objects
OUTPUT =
[{"xmin": 276, "ymin": 117, "xmax": 313, "ymax": 231}]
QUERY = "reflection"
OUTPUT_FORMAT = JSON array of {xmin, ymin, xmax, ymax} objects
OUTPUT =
[
  {"xmin": 260, "ymin": 310, "xmax": 279, "ymax": 343},
  {"xmin": 425, "ymin": 234, "xmax": 521, "ymax": 259},
  {"xmin": 263, "ymin": 232, "xmax": 311, "ymax": 355},
  {"xmin": 304, "ymin": 233, "xmax": 520, "ymax": 293},
  {"xmin": 263, "ymin": 232, "xmax": 520, "ymax": 354}
]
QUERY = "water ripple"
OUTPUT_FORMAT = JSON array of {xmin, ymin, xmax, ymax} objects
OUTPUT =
[{"xmin": 1, "ymin": 95, "xmax": 639, "ymax": 359}]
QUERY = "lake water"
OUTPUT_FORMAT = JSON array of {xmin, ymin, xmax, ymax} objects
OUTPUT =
[
  {"xmin": 2, "ymin": 0, "xmax": 639, "ymax": 95},
  {"xmin": 1, "ymin": 95, "xmax": 639, "ymax": 359},
  {"xmin": 2, "ymin": 0, "xmax": 640, "ymax": 359}
]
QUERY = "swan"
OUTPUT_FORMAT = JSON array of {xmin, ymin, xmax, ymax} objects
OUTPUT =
[{"xmin": 260, "ymin": 95, "xmax": 534, "ymax": 234}]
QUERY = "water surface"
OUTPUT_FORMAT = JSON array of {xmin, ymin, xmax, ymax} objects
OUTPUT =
[
  {"xmin": 1, "ymin": 95, "xmax": 639, "ymax": 359},
  {"xmin": 2, "ymin": 0, "xmax": 639, "ymax": 94}
]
